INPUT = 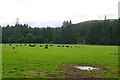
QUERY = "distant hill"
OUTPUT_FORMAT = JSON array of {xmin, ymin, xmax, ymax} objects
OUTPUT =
[{"xmin": 1, "ymin": 19, "xmax": 119, "ymax": 45}]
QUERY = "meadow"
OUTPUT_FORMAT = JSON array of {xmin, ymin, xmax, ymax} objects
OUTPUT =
[{"xmin": 2, "ymin": 44, "xmax": 118, "ymax": 78}]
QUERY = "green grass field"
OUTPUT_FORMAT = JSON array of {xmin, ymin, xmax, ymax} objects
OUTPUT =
[{"xmin": 2, "ymin": 44, "xmax": 118, "ymax": 78}]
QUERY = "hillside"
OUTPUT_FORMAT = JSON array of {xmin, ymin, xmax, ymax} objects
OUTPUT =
[{"xmin": 1, "ymin": 19, "xmax": 119, "ymax": 45}]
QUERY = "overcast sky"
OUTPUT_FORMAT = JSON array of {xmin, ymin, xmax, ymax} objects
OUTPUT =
[{"xmin": 0, "ymin": 0, "xmax": 119, "ymax": 27}]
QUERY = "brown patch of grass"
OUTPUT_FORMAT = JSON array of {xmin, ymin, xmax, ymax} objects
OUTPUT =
[
  {"xmin": 25, "ymin": 69, "xmax": 65, "ymax": 78},
  {"xmin": 61, "ymin": 64, "xmax": 111, "ymax": 78},
  {"xmin": 25, "ymin": 64, "xmax": 118, "ymax": 78}
]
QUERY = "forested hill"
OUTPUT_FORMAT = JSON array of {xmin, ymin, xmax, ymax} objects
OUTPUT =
[{"xmin": 1, "ymin": 19, "xmax": 120, "ymax": 45}]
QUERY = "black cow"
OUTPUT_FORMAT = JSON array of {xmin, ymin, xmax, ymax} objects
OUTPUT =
[
  {"xmin": 13, "ymin": 47, "xmax": 15, "ymax": 49},
  {"xmin": 66, "ymin": 46, "xmax": 69, "ymax": 48},
  {"xmin": 45, "ymin": 44, "xmax": 48, "ymax": 49}
]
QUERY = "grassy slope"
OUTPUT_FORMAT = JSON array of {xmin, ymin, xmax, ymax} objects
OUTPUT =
[{"xmin": 2, "ymin": 44, "xmax": 118, "ymax": 78}]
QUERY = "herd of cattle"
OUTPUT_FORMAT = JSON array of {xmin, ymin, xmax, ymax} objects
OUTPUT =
[{"xmin": 4, "ymin": 44, "xmax": 85, "ymax": 49}]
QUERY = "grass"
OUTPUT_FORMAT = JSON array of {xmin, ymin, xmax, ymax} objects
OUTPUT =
[{"xmin": 2, "ymin": 44, "xmax": 118, "ymax": 78}]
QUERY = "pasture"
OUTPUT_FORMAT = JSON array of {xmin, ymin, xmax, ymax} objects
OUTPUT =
[{"xmin": 2, "ymin": 44, "xmax": 118, "ymax": 78}]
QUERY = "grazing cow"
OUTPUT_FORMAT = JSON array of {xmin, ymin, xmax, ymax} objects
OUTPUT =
[
  {"xmin": 75, "ymin": 46, "xmax": 77, "ymax": 47},
  {"xmin": 13, "ymin": 47, "xmax": 15, "ymax": 49},
  {"xmin": 45, "ymin": 46, "xmax": 48, "ymax": 49},
  {"xmin": 66, "ymin": 46, "xmax": 69, "ymax": 48},
  {"xmin": 45, "ymin": 44, "xmax": 48, "ymax": 49},
  {"xmin": 62, "ymin": 45, "xmax": 64, "ymax": 47},
  {"xmin": 9, "ymin": 44, "xmax": 12, "ymax": 46},
  {"xmin": 57, "ymin": 45, "xmax": 61, "ymax": 47},
  {"xmin": 31, "ymin": 45, "xmax": 35, "ymax": 47},
  {"xmin": 40, "ymin": 45, "xmax": 43, "ymax": 47},
  {"xmin": 29, "ymin": 44, "xmax": 35, "ymax": 47},
  {"xmin": 12, "ymin": 47, "xmax": 17, "ymax": 53},
  {"xmin": 29, "ymin": 44, "xmax": 31, "ymax": 46}
]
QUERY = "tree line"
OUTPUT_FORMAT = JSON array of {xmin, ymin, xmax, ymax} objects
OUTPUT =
[{"xmin": 1, "ymin": 19, "xmax": 120, "ymax": 45}]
